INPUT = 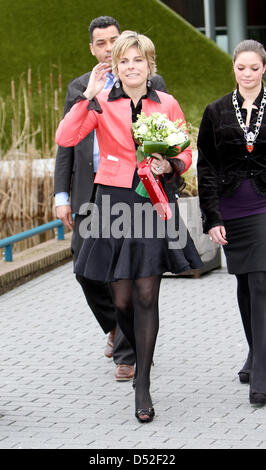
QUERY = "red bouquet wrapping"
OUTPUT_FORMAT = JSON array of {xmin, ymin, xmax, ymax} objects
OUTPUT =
[{"xmin": 137, "ymin": 158, "xmax": 172, "ymax": 220}]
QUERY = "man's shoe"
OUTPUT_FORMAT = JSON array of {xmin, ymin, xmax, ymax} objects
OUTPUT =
[
  {"xmin": 104, "ymin": 328, "xmax": 116, "ymax": 358},
  {"xmin": 115, "ymin": 364, "xmax": 134, "ymax": 381}
]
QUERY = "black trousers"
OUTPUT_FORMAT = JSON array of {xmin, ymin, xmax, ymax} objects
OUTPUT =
[{"xmin": 72, "ymin": 212, "xmax": 135, "ymax": 365}]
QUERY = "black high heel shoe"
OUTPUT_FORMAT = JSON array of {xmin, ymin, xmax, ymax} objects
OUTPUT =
[
  {"xmin": 238, "ymin": 352, "xmax": 252, "ymax": 384},
  {"xmin": 238, "ymin": 371, "xmax": 250, "ymax": 384},
  {"xmin": 249, "ymin": 391, "xmax": 266, "ymax": 405},
  {"xmin": 135, "ymin": 407, "xmax": 155, "ymax": 423}
]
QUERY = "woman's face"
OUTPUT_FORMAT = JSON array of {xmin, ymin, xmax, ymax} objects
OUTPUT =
[
  {"xmin": 233, "ymin": 51, "xmax": 266, "ymax": 91},
  {"xmin": 117, "ymin": 46, "xmax": 150, "ymax": 89}
]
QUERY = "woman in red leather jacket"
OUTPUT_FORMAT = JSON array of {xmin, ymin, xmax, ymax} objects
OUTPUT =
[
  {"xmin": 56, "ymin": 31, "xmax": 202, "ymax": 422},
  {"xmin": 197, "ymin": 39, "xmax": 266, "ymax": 406}
]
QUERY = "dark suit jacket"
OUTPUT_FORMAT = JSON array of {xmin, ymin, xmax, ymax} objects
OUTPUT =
[{"xmin": 54, "ymin": 72, "xmax": 167, "ymax": 214}]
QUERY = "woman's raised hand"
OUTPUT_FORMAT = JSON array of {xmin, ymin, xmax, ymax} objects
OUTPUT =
[{"xmin": 83, "ymin": 63, "xmax": 112, "ymax": 101}]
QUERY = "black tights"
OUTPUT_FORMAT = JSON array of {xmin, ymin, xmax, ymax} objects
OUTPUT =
[
  {"xmin": 236, "ymin": 271, "xmax": 266, "ymax": 392},
  {"xmin": 111, "ymin": 276, "xmax": 161, "ymax": 410}
]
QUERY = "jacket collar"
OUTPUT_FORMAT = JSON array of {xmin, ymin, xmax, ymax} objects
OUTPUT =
[
  {"xmin": 107, "ymin": 79, "xmax": 161, "ymax": 103},
  {"xmin": 236, "ymin": 82, "xmax": 265, "ymax": 108}
]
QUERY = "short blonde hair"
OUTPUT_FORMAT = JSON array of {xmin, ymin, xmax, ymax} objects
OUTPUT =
[{"xmin": 112, "ymin": 30, "xmax": 157, "ymax": 78}]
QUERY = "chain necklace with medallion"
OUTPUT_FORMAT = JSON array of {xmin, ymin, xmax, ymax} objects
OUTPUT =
[{"xmin": 232, "ymin": 86, "xmax": 266, "ymax": 153}]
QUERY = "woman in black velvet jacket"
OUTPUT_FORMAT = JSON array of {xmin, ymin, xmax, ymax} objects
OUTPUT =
[{"xmin": 197, "ymin": 39, "xmax": 266, "ymax": 406}]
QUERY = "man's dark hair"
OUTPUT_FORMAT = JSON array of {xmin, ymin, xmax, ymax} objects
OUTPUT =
[{"xmin": 89, "ymin": 16, "xmax": 120, "ymax": 42}]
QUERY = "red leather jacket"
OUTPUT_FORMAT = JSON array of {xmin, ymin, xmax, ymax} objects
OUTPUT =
[{"xmin": 56, "ymin": 89, "xmax": 192, "ymax": 188}]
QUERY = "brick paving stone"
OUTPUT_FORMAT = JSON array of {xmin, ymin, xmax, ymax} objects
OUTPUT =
[{"xmin": 1, "ymin": 262, "xmax": 266, "ymax": 449}]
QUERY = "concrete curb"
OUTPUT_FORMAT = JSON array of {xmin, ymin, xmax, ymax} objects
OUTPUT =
[{"xmin": 0, "ymin": 233, "xmax": 72, "ymax": 294}]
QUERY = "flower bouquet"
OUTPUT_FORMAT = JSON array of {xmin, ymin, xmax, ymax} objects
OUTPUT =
[{"xmin": 132, "ymin": 112, "xmax": 190, "ymax": 219}]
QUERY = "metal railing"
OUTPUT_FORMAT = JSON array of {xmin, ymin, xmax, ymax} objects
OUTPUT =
[{"xmin": 0, "ymin": 220, "xmax": 65, "ymax": 262}]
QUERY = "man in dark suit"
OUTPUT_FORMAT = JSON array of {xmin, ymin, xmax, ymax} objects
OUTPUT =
[{"xmin": 54, "ymin": 16, "xmax": 167, "ymax": 381}]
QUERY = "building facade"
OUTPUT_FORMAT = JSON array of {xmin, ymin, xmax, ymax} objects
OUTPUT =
[{"xmin": 161, "ymin": 0, "xmax": 266, "ymax": 53}]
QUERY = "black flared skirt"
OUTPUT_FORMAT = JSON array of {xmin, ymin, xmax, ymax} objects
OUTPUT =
[
  {"xmin": 223, "ymin": 212, "xmax": 266, "ymax": 274},
  {"xmin": 74, "ymin": 172, "xmax": 203, "ymax": 282}
]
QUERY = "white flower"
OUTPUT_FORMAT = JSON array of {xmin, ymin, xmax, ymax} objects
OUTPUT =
[
  {"xmin": 156, "ymin": 114, "xmax": 167, "ymax": 125},
  {"xmin": 166, "ymin": 122, "xmax": 178, "ymax": 132},
  {"xmin": 165, "ymin": 133, "xmax": 178, "ymax": 146},
  {"xmin": 166, "ymin": 130, "xmax": 188, "ymax": 146},
  {"xmin": 175, "ymin": 130, "xmax": 188, "ymax": 144},
  {"xmin": 137, "ymin": 124, "xmax": 148, "ymax": 136}
]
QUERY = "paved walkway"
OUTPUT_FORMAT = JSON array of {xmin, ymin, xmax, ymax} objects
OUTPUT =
[{"xmin": 0, "ymin": 263, "xmax": 265, "ymax": 450}]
